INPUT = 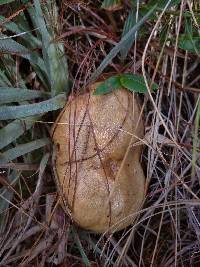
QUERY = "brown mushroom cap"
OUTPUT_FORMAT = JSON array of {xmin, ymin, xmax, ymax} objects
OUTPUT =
[{"xmin": 52, "ymin": 83, "xmax": 145, "ymax": 233}]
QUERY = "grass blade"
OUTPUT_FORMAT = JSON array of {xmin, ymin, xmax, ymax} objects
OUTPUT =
[
  {"xmin": 0, "ymin": 117, "xmax": 38, "ymax": 150},
  {"xmin": 89, "ymin": 4, "xmax": 157, "ymax": 82},
  {"xmin": 0, "ymin": 34, "xmax": 30, "ymax": 60},
  {"xmin": 71, "ymin": 228, "xmax": 92, "ymax": 267},
  {"xmin": 48, "ymin": 42, "xmax": 69, "ymax": 96},
  {"xmin": 120, "ymin": 9, "xmax": 137, "ymax": 60},
  {"xmin": 0, "ymin": 170, "xmax": 21, "ymax": 233},
  {"xmin": 0, "ymin": 138, "xmax": 50, "ymax": 164},
  {"xmin": 33, "ymin": 0, "xmax": 69, "ymax": 96},
  {"xmin": 33, "ymin": 0, "xmax": 51, "ymax": 76},
  {"xmin": 0, "ymin": 94, "xmax": 66, "ymax": 120},
  {"xmin": 0, "ymin": 88, "xmax": 49, "ymax": 104},
  {"xmin": 0, "ymin": 69, "xmax": 12, "ymax": 86},
  {"xmin": 0, "ymin": 15, "xmax": 41, "ymax": 48},
  {"xmin": 0, "ymin": 33, "xmax": 47, "ymax": 80}
]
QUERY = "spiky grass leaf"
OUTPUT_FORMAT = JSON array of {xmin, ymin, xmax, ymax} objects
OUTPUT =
[
  {"xmin": 0, "ymin": 94, "xmax": 66, "ymax": 120},
  {"xmin": 0, "ymin": 34, "xmax": 47, "ymax": 82},
  {"xmin": 1, "ymin": 3, "xmax": 68, "ymax": 93},
  {"xmin": 33, "ymin": 0, "xmax": 51, "ymax": 77},
  {"xmin": 0, "ymin": 34, "xmax": 30, "ymax": 60},
  {"xmin": 0, "ymin": 170, "xmax": 21, "ymax": 233},
  {"xmin": 0, "ymin": 11, "xmax": 49, "ymax": 87},
  {"xmin": 71, "ymin": 228, "xmax": 92, "ymax": 267},
  {"xmin": 0, "ymin": 138, "xmax": 50, "ymax": 164},
  {"xmin": 48, "ymin": 42, "xmax": 69, "ymax": 95},
  {"xmin": 33, "ymin": 0, "xmax": 69, "ymax": 96},
  {"xmin": 120, "ymin": 9, "xmax": 137, "ymax": 60},
  {"xmin": 0, "ymin": 118, "xmax": 37, "ymax": 150},
  {"xmin": 0, "ymin": 88, "xmax": 49, "ymax": 104},
  {"xmin": 0, "ymin": 15, "xmax": 41, "ymax": 48},
  {"xmin": 0, "ymin": 69, "xmax": 12, "ymax": 86},
  {"xmin": 90, "ymin": 4, "xmax": 157, "ymax": 82}
]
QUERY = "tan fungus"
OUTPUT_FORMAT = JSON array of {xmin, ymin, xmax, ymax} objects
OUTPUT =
[{"xmin": 52, "ymin": 82, "xmax": 145, "ymax": 233}]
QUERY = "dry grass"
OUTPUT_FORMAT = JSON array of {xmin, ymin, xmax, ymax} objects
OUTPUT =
[{"xmin": 0, "ymin": 0, "xmax": 200, "ymax": 266}]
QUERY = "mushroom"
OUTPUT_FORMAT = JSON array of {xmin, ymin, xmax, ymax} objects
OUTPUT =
[{"xmin": 52, "ymin": 82, "xmax": 145, "ymax": 233}]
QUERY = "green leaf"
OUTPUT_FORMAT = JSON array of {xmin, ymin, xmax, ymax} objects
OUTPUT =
[
  {"xmin": 178, "ymin": 35, "xmax": 200, "ymax": 54},
  {"xmin": 178, "ymin": 15, "xmax": 200, "ymax": 55},
  {"xmin": 0, "ymin": 94, "xmax": 66, "ymax": 120},
  {"xmin": 93, "ymin": 73, "xmax": 159, "ymax": 95},
  {"xmin": 178, "ymin": 15, "xmax": 200, "ymax": 54},
  {"xmin": 0, "ymin": 138, "xmax": 50, "ymax": 164},
  {"xmin": 89, "ymin": 4, "xmax": 157, "ymax": 82},
  {"xmin": 120, "ymin": 73, "xmax": 158, "ymax": 93},
  {"xmin": 93, "ymin": 76, "xmax": 121, "ymax": 95},
  {"xmin": 0, "ymin": 88, "xmax": 49, "ymax": 104}
]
